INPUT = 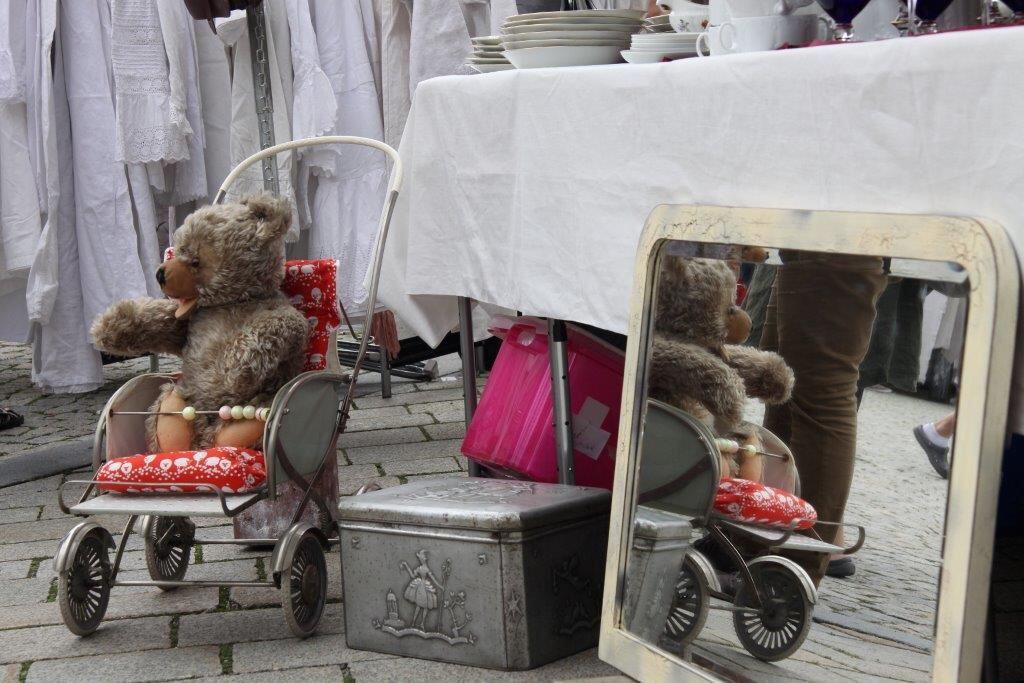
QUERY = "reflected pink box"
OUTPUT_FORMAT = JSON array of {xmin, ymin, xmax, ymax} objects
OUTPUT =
[{"xmin": 462, "ymin": 320, "xmax": 624, "ymax": 489}]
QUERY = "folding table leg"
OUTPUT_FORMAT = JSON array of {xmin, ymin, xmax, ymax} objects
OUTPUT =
[
  {"xmin": 459, "ymin": 297, "xmax": 484, "ymax": 477},
  {"xmin": 379, "ymin": 347, "xmax": 392, "ymax": 399},
  {"xmin": 548, "ymin": 319, "xmax": 575, "ymax": 485}
]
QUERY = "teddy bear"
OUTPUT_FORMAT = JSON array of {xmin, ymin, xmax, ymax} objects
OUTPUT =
[
  {"xmin": 647, "ymin": 255, "xmax": 794, "ymax": 480},
  {"xmin": 90, "ymin": 193, "xmax": 310, "ymax": 453}
]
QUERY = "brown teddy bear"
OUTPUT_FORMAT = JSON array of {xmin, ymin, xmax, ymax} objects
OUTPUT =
[
  {"xmin": 90, "ymin": 193, "xmax": 309, "ymax": 452},
  {"xmin": 648, "ymin": 255, "xmax": 794, "ymax": 479}
]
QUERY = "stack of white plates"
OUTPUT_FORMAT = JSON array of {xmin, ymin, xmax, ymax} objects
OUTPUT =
[
  {"xmin": 622, "ymin": 31, "xmax": 699, "ymax": 64},
  {"xmin": 642, "ymin": 14, "xmax": 674, "ymax": 33},
  {"xmin": 500, "ymin": 9, "xmax": 645, "ymax": 69},
  {"xmin": 468, "ymin": 36, "xmax": 513, "ymax": 73}
]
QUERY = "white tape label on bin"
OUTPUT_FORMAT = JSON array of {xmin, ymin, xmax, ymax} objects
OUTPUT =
[{"xmin": 573, "ymin": 397, "xmax": 612, "ymax": 461}]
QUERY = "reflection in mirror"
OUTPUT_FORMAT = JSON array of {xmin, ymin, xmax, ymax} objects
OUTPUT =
[{"xmin": 622, "ymin": 241, "xmax": 967, "ymax": 681}]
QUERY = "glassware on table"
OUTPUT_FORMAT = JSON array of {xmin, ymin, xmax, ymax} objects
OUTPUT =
[
  {"xmin": 911, "ymin": 0, "xmax": 956, "ymax": 32},
  {"xmin": 814, "ymin": 0, "xmax": 873, "ymax": 41},
  {"xmin": 1001, "ymin": 0, "xmax": 1024, "ymax": 21}
]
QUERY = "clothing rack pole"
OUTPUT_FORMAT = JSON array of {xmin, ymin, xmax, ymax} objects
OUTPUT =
[{"xmin": 246, "ymin": 2, "xmax": 279, "ymax": 192}]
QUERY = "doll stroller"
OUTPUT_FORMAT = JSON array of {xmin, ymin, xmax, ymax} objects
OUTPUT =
[
  {"xmin": 637, "ymin": 399, "xmax": 865, "ymax": 662},
  {"xmin": 52, "ymin": 136, "xmax": 402, "ymax": 638}
]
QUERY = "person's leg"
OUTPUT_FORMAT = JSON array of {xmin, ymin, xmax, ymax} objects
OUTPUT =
[
  {"xmin": 743, "ymin": 264, "xmax": 778, "ymax": 350},
  {"xmin": 857, "ymin": 279, "xmax": 900, "ymax": 398},
  {"xmin": 935, "ymin": 411, "xmax": 956, "ymax": 438},
  {"xmin": 887, "ymin": 280, "xmax": 925, "ymax": 393},
  {"xmin": 764, "ymin": 253, "xmax": 886, "ymax": 583},
  {"xmin": 914, "ymin": 410, "xmax": 955, "ymax": 478}
]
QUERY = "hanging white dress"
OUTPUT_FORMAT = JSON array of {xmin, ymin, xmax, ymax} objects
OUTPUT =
[
  {"xmin": 29, "ymin": 1, "xmax": 105, "ymax": 392},
  {"xmin": 215, "ymin": 6, "xmax": 299, "ymax": 238},
  {"xmin": 295, "ymin": 0, "xmax": 388, "ymax": 311},
  {"xmin": 193, "ymin": 20, "xmax": 232, "ymax": 201}
]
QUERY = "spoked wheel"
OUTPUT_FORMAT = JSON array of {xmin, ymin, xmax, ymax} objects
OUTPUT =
[
  {"xmin": 144, "ymin": 516, "xmax": 195, "ymax": 589},
  {"xmin": 661, "ymin": 554, "xmax": 710, "ymax": 649},
  {"xmin": 280, "ymin": 531, "xmax": 327, "ymax": 638},
  {"xmin": 58, "ymin": 533, "xmax": 112, "ymax": 636},
  {"xmin": 732, "ymin": 558, "xmax": 814, "ymax": 661}
]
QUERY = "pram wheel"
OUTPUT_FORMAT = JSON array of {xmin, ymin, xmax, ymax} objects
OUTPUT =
[
  {"xmin": 58, "ymin": 532, "xmax": 112, "ymax": 636},
  {"xmin": 732, "ymin": 557, "xmax": 813, "ymax": 661},
  {"xmin": 280, "ymin": 530, "xmax": 328, "ymax": 638},
  {"xmin": 144, "ymin": 516, "xmax": 195, "ymax": 589},
  {"xmin": 662, "ymin": 553, "xmax": 710, "ymax": 648}
]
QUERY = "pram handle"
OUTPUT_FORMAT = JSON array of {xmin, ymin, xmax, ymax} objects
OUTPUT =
[
  {"xmin": 813, "ymin": 520, "xmax": 867, "ymax": 555},
  {"xmin": 57, "ymin": 478, "xmax": 266, "ymax": 518}
]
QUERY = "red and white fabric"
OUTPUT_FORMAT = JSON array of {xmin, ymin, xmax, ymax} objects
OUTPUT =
[
  {"xmin": 96, "ymin": 447, "xmax": 267, "ymax": 494},
  {"xmin": 281, "ymin": 259, "xmax": 341, "ymax": 371},
  {"xmin": 714, "ymin": 477, "xmax": 817, "ymax": 530}
]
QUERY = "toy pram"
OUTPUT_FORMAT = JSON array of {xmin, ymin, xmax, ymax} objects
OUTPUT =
[
  {"xmin": 638, "ymin": 399, "xmax": 865, "ymax": 661},
  {"xmin": 53, "ymin": 137, "xmax": 402, "ymax": 638}
]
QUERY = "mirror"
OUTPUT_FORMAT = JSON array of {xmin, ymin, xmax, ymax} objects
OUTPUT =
[{"xmin": 599, "ymin": 207, "xmax": 1018, "ymax": 683}]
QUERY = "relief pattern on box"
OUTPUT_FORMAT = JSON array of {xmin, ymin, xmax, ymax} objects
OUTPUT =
[{"xmin": 373, "ymin": 548, "xmax": 477, "ymax": 646}]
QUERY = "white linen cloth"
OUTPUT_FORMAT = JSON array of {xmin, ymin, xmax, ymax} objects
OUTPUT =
[
  {"xmin": 291, "ymin": 0, "xmax": 389, "ymax": 312},
  {"xmin": 193, "ymin": 20, "xmax": 232, "ymax": 201},
  {"xmin": 377, "ymin": 26, "xmax": 1024, "ymax": 433}
]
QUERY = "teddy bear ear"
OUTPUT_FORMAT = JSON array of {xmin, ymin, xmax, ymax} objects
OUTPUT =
[{"xmin": 242, "ymin": 192, "xmax": 292, "ymax": 242}]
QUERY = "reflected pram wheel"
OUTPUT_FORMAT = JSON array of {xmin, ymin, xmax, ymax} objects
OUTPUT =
[
  {"xmin": 144, "ymin": 516, "xmax": 195, "ymax": 589},
  {"xmin": 662, "ymin": 553, "xmax": 710, "ymax": 648},
  {"xmin": 58, "ymin": 532, "xmax": 112, "ymax": 636},
  {"xmin": 280, "ymin": 531, "xmax": 327, "ymax": 638},
  {"xmin": 732, "ymin": 558, "xmax": 813, "ymax": 661}
]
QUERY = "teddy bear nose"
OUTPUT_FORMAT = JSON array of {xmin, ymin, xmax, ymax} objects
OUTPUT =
[{"xmin": 155, "ymin": 265, "xmax": 166, "ymax": 287}]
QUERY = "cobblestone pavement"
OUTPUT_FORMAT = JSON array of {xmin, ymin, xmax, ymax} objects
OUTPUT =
[{"xmin": 0, "ymin": 340, "xmax": 955, "ymax": 681}]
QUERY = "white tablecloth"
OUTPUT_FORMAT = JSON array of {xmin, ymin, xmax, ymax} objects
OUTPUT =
[{"xmin": 377, "ymin": 26, "xmax": 1024, "ymax": 433}]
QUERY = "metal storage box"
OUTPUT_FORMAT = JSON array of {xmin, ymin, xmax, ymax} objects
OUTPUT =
[
  {"xmin": 337, "ymin": 477, "xmax": 611, "ymax": 670},
  {"xmin": 622, "ymin": 507, "xmax": 693, "ymax": 644}
]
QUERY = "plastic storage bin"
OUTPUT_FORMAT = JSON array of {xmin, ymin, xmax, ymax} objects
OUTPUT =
[{"xmin": 462, "ymin": 320, "xmax": 624, "ymax": 488}]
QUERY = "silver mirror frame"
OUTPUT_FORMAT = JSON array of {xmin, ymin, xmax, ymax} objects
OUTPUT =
[{"xmin": 599, "ymin": 206, "xmax": 1020, "ymax": 683}]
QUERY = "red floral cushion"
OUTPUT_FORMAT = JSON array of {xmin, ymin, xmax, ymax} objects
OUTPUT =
[
  {"xmin": 714, "ymin": 477, "xmax": 817, "ymax": 530},
  {"xmin": 282, "ymin": 259, "xmax": 341, "ymax": 372},
  {"xmin": 95, "ymin": 447, "xmax": 267, "ymax": 494}
]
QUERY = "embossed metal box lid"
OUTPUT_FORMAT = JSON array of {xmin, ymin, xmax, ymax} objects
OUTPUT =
[
  {"xmin": 633, "ymin": 506, "xmax": 693, "ymax": 542},
  {"xmin": 336, "ymin": 477, "xmax": 611, "ymax": 531}
]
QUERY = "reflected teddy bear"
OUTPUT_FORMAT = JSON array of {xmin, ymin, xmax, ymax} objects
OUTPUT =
[{"xmin": 648, "ymin": 255, "xmax": 794, "ymax": 479}]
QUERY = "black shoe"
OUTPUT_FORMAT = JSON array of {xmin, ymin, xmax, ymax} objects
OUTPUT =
[
  {"xmin": 914, "ymin": 425, "xmax": 949, "ymax": 479},
  {"xmin": 0, "ymin": 408, "xmax": 23, "ymax": 431},
  {"xmin": 826, "ymin": 556, "xmax": 856, "ymax": 578}
]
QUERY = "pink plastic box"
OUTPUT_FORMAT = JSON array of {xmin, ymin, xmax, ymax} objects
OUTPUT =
[{"xmin": 462, "ymin": 319, "xmax": 625, "ymax": 489}]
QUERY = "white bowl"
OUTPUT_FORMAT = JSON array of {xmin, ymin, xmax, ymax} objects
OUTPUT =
[
  {"xmin": 621, "ymin": 49, "xmax": 690, "ymax": 64},
  {"xmin": 471, "ymin": 36, "xmax": 503, "ymax": 44},
  {"xmin": 502, "ymin": 21, "xmax": 639, "ymax": 34},
  {"xmin": 504, "ymin": 16, "xmax": 645, "ymax": 28},
  {"xmin": 503, "ymin": 37, "xmax": 629, "ymax": 49},
  {"xmin": 468, "ymin": 56, "xmax": 512, "ymax": 64},
  {"xmin": 504, "ymin": 44, "xmax": 626, "ymax": 69},
  {"xmin": 505, "ymin": 9, "xmax": 645, "ymax": 23},
  {"xmin": 469, "ymin": 63, "xmax": 516, "ymax": 73}
]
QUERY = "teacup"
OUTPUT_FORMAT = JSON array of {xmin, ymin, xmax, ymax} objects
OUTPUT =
[
  {"xmin": 696, "ymin": 14, "xmax": 828, "ymax": 55},
  {"xmin": 658, "ymin": 0, "xmax": 710, "ymax": 33}
]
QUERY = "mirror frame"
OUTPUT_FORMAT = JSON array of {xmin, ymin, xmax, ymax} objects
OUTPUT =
[{"xmin": 599, "ymin": 206, "xmax": 1019, "ymax": 683}]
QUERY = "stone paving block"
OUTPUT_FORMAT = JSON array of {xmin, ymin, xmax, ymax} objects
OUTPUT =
[
  {"xmin": 354, "ymin": 387, "xmax": 466, "ymax": 410},
  {"xmin": 229, "ymin": 558, "xmax": 341, "ymax": 608},
  {"xmin": 348, "ymin": 648, "xmax": 618, "ymax": 682},
  {"xmin": 0, "ymin": 615, "xmax": 170, "ymax": 664},
  {"xmin": 404, "ymin": 472, "xmax": 468, "ymax": 483},
  {"xmin": 346, "ymin": 405, "xmax": 412, "ymax": 421},
  {"xmin": 177, "ymin": 603, "xmax": 344, "ymax": 647},
  {"xmin": 381, "ymin": 457, "xmax": 461, "ymax": 477},
  {"xmin": 192, "ymin": 665, "xmax": 345, "ymax": 682},
  {"xmin": 117, "ymin": 558, "xmax": 258, "ymax": 584},
  {"xmin": 192, "ymin": 541, "xmax": 266, "ymax": 565},
  {"xmin": 425, "ymin": 407, "xmax": 467, "ymax": 424},
  {"xmin": 338, "ymin": 427, "xmax": 426, "ymax": 450},
  {"xmin": 1, "ymin": 601, "xmax": 63, "ymax": 631},
  {"xmin": 338, "ymin": 476, "xmax": 401, "ymax": 496},
  {"xmin": 346, "ymin": 439, "xmax": 463, "ymax": 466},
  {"xmin": 105, "ymin": 586, "xmax": 221, "ymax": 620},
  {"xmin": 0, "ymin": 507, "xmax": 41, "ymax": 524},
  {"xmin": 423, "ymin": 422, "xmax": 465, "ymax": 441},
  {"xmin": 1, "ymin": 576, "xmax": 53, "ymax": 607},
  {"xmin": 232, "ymin": 632, "xmax": 395, "ymax": 673},
  {"xmin": 0, "ymin": 558, "xmax": 31, "ymax": 579},
  {"xmin": 26, "ymin": 645, "xmax": 223, "ymax": 683},
  {"xmin": 0, "ymin": 539, "xmax": 59, "ymax": 563},
  {"xmin": 345, "ymin": 413, "xmax": 434, "ymax": 433},
  {"xmin": 0, "ymin": 517, "xmax": 77, "ymax": 545},
  {"xmin": 406, "ymin": 399, "xmax": 463, "ymax": 416}
]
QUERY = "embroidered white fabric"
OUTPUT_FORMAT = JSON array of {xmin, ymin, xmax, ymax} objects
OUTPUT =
[{"xmin": 111, "ymin": 0, "xmax": 191, "ymax": 164}]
